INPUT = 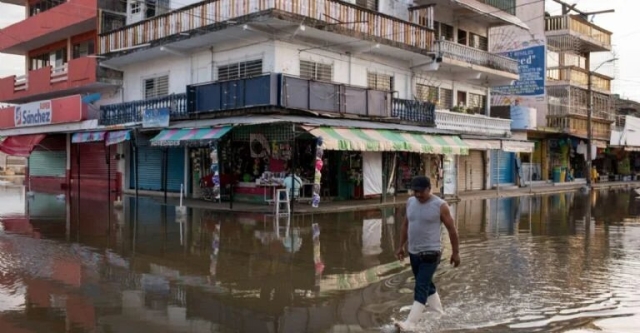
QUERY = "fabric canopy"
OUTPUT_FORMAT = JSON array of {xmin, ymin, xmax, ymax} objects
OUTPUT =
[
  {"xmin": 150, "ymin": 126, "xmax": 232, "ymax": 146},
  {"xmin": 307, "ymin": 127, "xmax": 469, "ymax": 155},
  {"xmin": 0, "ymin": 134, "xmax": 45, "ymax": 157},
  {"xmin": 106, "ymin": 130, "xmax": 131, "ymax": 146},
  {"xmin": 72, "ymin": 131, "xmax": 105, "ymax": 143}
]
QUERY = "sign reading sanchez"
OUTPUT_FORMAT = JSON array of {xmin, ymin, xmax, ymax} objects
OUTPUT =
[{"xmin": 14, "ymin": 100, "xmax": 52, "ymax": 127}]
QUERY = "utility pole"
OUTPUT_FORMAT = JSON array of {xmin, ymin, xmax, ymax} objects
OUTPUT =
[
  {"xmin": 586, "ymin": 72, "xmax": 593, "ymax": 188},
  {"xmin": 586, "ymin": 58, "xmax": 618, "ymax": 189}
]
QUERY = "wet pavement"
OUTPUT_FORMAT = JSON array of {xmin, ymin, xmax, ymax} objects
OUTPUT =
[{"xmin": 0, "ymin": 185, "xmax": 639, "ymax": 332}]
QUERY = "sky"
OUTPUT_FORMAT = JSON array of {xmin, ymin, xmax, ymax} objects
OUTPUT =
[{"xmin": 0, "ymin": 0, "xmax": 637, "ymax": 99}]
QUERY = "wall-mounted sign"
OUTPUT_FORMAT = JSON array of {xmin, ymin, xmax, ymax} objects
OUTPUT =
[
  {"xmin": 14, "ymin": 100, "xmax": 52, "ymax": 127},
  {"xmin": 143, "ymin": 108, "xmax": 170, "ymax": 128}
]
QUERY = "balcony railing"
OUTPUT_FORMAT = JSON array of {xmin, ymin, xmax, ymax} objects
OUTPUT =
[
  {"xmin": 547, "ymin": 102, "xmax": 614, "ymax": 121},
  {"xmin": 438, "ymin": 40, "xmax": 519, "ymax": 74},
  {"xmin": 547, "ymin": 67, "xmax": 611, "ymax": 92},
  {"xmin": 545, "ymin": 15, "xmax": 612, "ymax": 50},
  {"xmin": 435, "ymin": 110, "xmax": 511, "ymax": 136},
  {"xmin": 391, "ymin": 98, "xmax": 435, "ymax": 126},
  {"xmin": 99, "ymin": 93, "xmax": 189, "ymax": 126},
  {"xmin": 546, "ymin": 117, "xmax": 611, "ymax": 140},
  {"xmin": 11, "ymin": 65, "xmax": 68, "ymax": 92},
  {"xmin": 99, "ymin": 0, "xmax": 434, "ymax": 54}
]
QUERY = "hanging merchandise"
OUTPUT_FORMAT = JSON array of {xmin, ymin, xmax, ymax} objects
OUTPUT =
[
  {"xmin": 312, "ymin": 136, "xmax": 324, "ymax": 208},
  {"xmin": 210, "ymin": 144, "xmax": 220, "ymax": 200}
]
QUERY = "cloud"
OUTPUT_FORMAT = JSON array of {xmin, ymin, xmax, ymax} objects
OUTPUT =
[{"xmin": 0, "ymin": 4, "xmax": 25, "ymax": 78}]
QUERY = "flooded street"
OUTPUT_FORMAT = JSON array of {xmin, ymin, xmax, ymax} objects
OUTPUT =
[{"xmin": 0, "ymin": 186, "xmax": 639, "ymax": 332}]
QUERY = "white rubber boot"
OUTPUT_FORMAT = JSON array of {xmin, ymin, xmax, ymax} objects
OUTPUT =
[
  {"xmin": 426, "ymin": 292, "xmax": 444, "ymax": 315},
  {"xmin": 395, "ymin": 301, "xmax": 425, "ymax": 331}
]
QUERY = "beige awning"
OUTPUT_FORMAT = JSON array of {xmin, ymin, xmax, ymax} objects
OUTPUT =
[
  {"xmin": 455, "ymin": 0, "xmax": 529, "ymax": 30},
  {"xmin": 463, "ymin": 139, "xmax": 502, "ymax": 150},
  {"xmin": 502, "ymin": 140, "xmax": 535, "ymax": 153}
]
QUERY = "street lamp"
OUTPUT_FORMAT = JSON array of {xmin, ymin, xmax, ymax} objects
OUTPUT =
[{"xmin": 586, "ymin": 57, "xmax": 618, "ymax": 188}]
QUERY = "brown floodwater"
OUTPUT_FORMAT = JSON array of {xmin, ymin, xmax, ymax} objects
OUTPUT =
[{"xmin": 0, "ymin": 185, "xmax": 639, "ymax": 332}]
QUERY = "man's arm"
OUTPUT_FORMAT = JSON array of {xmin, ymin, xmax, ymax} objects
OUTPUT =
[
  {"xmin": 440, "ymin": 203, "xmax": 460, "ymax": 267},
  {"xmin": 396, "ymin": 214, "xmax": 409, "ymax": 261}
]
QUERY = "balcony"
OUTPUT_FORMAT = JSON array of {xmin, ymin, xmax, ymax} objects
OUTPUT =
[
  {"xmin": 547, "ymin": 102, "xmax": 614, "ymax": 122},
  {"xmin": 99, "ymin": 94, "xmax": 189, "ymax": 126},
  {"xmin": 391, "ymin": 99, "xmax": 435, "ymax": 126},
  {"xmin": 435, "ymin": 110, "xmax": 511, "ymax": 136},
  {"xmin": 98, "ymin": 0, "xmax": 434, "ymax": 67},
  {"xmin": 437, "ymin": 40, "xmax": 519, "ymax": 83},
  {"xmin": 0, "ymin": 57, "xmax": 123, "ymax": 104},
  {"xmin": 416, "ymin": 0, "xmax": 526, "ymax": 29},
  {"xmin": 0, "ymin": 0, "xmax": 96, "ymax": 55},
  {"xmin": 546, "ymin": 116, "xmax": 611, "ymax": 141},
  {"xmin": 545, "ymin": 15, "xmax": 612, "ymax": 52},
  {"xmin": 547, "ymin": 66, "xmax": 612, "ymax": 93}
]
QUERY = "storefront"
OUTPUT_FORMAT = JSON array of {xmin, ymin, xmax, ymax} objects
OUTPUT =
[
  {"xmin": 0, "ymin": 95, "xmax": 99, "ymax": 192},
  {"xmin": 215, "ymin": 124, "xmax": 317, "ymax": 203},
  {"xmin": 71, "ymin": 132, "xmax": 120, "ymax": 197},
  {"xmin": 28, "ymin": 135, "xmax": 67, "ymax": 192},
  {"xmin": 490, "ymin": 150, "xmax": 516, "ymax": 187},
  {"xmin": 131, "ymin": 132, "xmax": 185, "ymax": 193},
  {"xmin": 146, "ymin": 126, "xmax": 231, "ymax": 198},
  {"xmin": 458, "ymin": 150, "xmax": 485, "ymax": 191},
  {"xmin": 305, "ymin": 127, "xmax": 469, "ymax": 200}
]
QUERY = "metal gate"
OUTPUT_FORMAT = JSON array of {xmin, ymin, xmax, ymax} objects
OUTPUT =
[
  {"xmin": 490, "ymin": 150, "xmax": 515, "ymax": 186},
  {"xmin": 132, "ymin": 146, "xmax": 184, "ymax": 192}
]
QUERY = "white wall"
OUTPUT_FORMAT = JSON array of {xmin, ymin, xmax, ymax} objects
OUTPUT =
[{"xmin": 106, "ymin": 38, "xmax": 488, "ymax": 107}]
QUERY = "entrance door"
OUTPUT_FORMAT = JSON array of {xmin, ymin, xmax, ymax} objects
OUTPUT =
[{"xmin": 457, "ymin": 151, "xmax": 484, "ymax": 191}]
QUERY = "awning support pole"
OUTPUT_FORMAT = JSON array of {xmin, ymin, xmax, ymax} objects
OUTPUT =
[{"xmin": 163, "ymin": 147, "xmax": 168, "ymax": 204}]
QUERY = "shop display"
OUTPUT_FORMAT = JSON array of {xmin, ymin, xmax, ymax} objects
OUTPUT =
[{"xmin": 312, "ymin": 137, "xmax": 324, "ymax": 208}]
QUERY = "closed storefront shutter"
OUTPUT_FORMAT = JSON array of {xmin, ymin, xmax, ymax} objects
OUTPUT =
[
  {"xmin": 491, "ymin": 150, "xmax": 515, "ymax": 186},
  {"xmin": 133, "ymin": 146, "xmax": 184, "ymax": 192},
  {"xmin": 71, "ymin": 142, "xmax": 117, "ymax": 182},
  {"xmin": 29, "ymin": 135, "xmax": 67, "ymax": 178},
  {"xmin": 29, "ymin": 151, "xmax": 66, "ymax": 177},
  {"xmin": 457, "ymin": 155, "xmax": 468, "ymax": 192}
]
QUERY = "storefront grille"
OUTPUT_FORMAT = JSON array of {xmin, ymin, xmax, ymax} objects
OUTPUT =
[{"xmin": 231, "ymin": 123, "xmax": 296, "ymax": 142}]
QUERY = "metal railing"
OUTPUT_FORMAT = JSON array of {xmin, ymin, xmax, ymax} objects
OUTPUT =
[
  {"xmin": 99, "ymin": 93, "xmax": 189, "ymax": 125},
  {"xmin": 99, "ymin": 0, "xmax": 434, "ymax": 54},
  {"xmin": 391, "ymin": 98, "xmax": 435, "ymax": 125},
  {"xmin": 545, "ymin": 15, "xmax": 612, "ymax": 48},
  {"xmin": 438, "ymin": 40, "xmax": 519, "ymax": 74},
  {"xmin": 11, "ymin": 64, "xmax": 69, "ymax": 92},
  {"xmin": 434, "ymin": 109, "xmax": 511, "ymax": 135},
  {"xmin": 547, "ymin": 102, "xmax": 614, "ymax": 121}
]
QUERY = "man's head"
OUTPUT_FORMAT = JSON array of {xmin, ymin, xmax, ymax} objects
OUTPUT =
[{"xmin": 411, "ymin": 176, "xmax": 432, "ymax": 202}]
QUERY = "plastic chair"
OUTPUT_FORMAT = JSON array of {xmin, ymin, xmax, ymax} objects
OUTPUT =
[{"xmin": 275, "ymin": 189, "xmax": 290, "ymax": 216}]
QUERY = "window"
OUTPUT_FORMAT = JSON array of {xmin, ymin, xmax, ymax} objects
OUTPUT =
[
  {"xmin": 29, "ymin": 47, "xmax": 67, "ymax": 71},
  {"xmin": 130, "ymin": 1, "xmax": 141, "ymax": 14},
  {"xmin": 439, "ymin": 88, "xmax": 453, "ymax": 109},
  {"xmin": 144, "ymin": 75, "xmax": 169, "ymax": 99},
  {"xmin": 73, "ymin": 40, "xmax": 95, "ymax": 59},
  {"xmin": 29, "ymin": 0, "xmax": 65, "ymax": 17},
  {"xmin": 457, "ymin": 29, "xmax": 468, "ymax": 45},
  {"xmin": 416, "ymin": 84, "xmax": 438, "ymax": 103},
  {"xmin": 300, "ymin": 60, "xmax": 333, "ymax": 81},
  {"xmin": 434, "ymin": 22, "xmax": 454, "ymax": 41},
  {"xmin": 469, "ymin": 33, "xmax": 488, "ymax": 51},
  {"xmin": 367, "ymin": 72, "xmax": 394, "ymax": 91},
  {"xmin": 457, "ymin": 91, "xmax": 467, "ymax": 106},
  {"xmin": 468, "ymin": 93, "xmax": 486, "ymax": 114},
  {"xmin": 217, "ymin": 60, "xmax": 263, "ymax": 81}
]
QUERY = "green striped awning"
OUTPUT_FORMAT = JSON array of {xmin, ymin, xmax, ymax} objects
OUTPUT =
[
  {"xmin": 308, "ymin": 127, "xmax": 469, "ymax": 155},
  {"xmin": 150, "ymin": 126, "xmax": 232, "ymax": 146}
]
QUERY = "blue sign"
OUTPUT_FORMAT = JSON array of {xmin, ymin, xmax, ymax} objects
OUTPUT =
[
  {"xmin": 510, "ymin": 105, "xmax": 531, "ymax": 130},
  {"xmin": 493, "ymin": 45, "xmax": 545, "ymax": 97},
  {"xmin": 143, "ymin": 108, "xmax": 170, "ymax": 128}
]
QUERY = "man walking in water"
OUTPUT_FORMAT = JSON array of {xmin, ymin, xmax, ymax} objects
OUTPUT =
[{"xmin": 395, "ymin": 176, "xmax": 460, "ymax": 331}]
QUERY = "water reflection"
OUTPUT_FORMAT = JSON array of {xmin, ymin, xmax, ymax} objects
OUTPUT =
[{"xmin": 0, "ymin": 189, "xmax": 638, "ymax": 332}]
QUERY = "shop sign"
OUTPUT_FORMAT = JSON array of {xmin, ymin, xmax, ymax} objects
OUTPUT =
[
  {"xmin": 143, "ymin": 108, "xmax": 170, "ymax": 128},
  {"xmin": 14, "ymin": 100, "xmax": 52, "ymax": 127}
]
